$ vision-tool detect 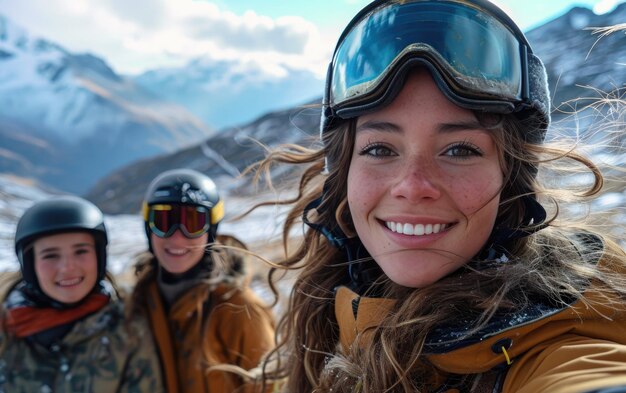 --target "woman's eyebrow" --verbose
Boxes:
[437,121,490,133]
[356,120,401,133]
[357,120,490,134]
[72,243,95,249]
[37,246,59,254]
